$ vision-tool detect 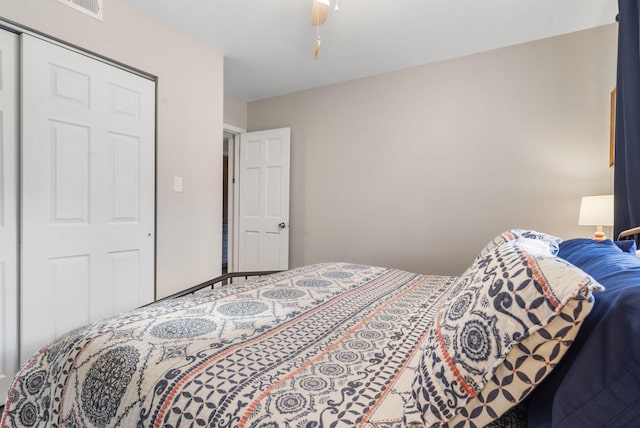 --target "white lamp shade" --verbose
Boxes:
[578,195,614,226]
